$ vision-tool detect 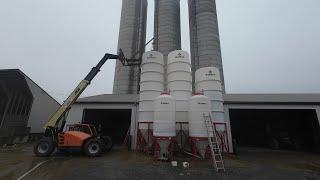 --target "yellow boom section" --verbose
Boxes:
[44,80,90,128]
